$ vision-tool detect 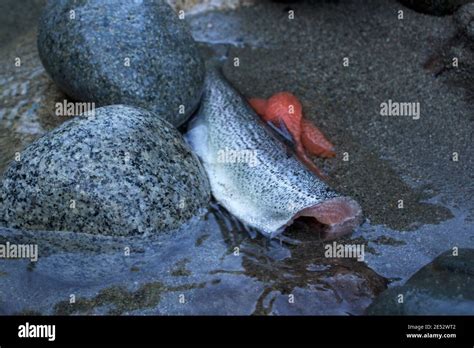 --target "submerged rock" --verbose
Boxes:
[37,0,204,127]
[366,249,474,315]
[0,105,210,236]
